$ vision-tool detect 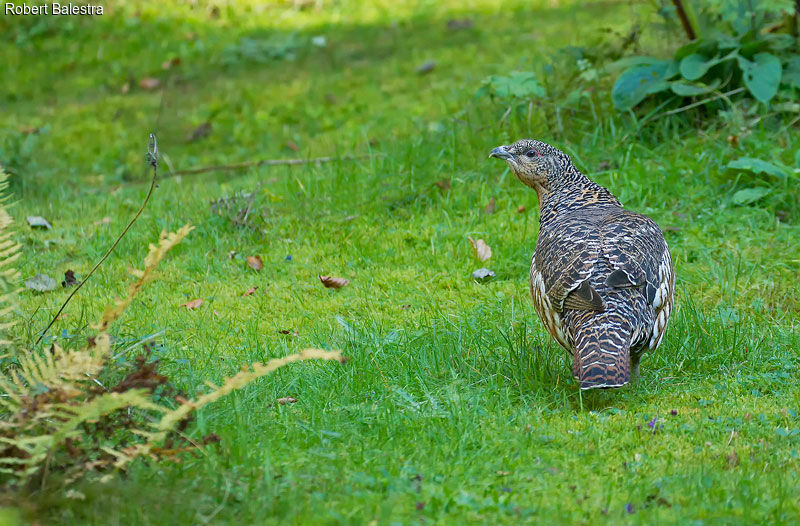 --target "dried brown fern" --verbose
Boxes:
[0,166,21,350]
